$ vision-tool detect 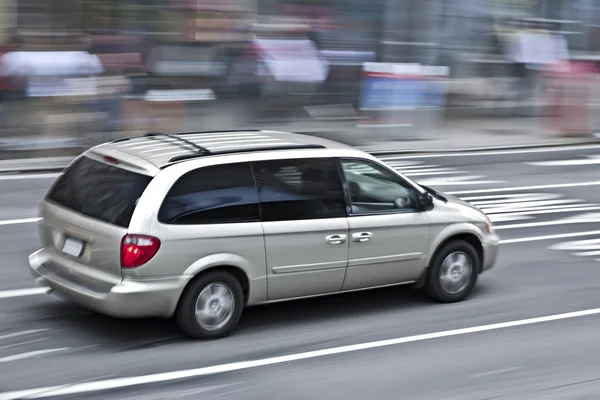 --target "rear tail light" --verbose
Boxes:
[121,234,161,268]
